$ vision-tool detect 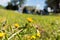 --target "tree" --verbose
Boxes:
[6,2,13,10]
[6,0,25,10]
[11,0,25,6]
[11,0,18,5]
[46,0,60,13]
[6,2,18,10]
